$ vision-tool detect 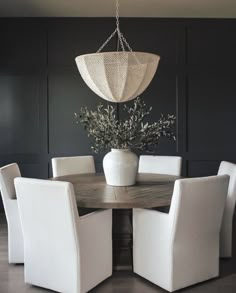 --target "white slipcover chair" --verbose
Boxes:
[133,175,229,292]
[138,155,182,176]
[52,155,95,177]
[15,177,112,293]
[218,161,236,258]
[0,163,24,264]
